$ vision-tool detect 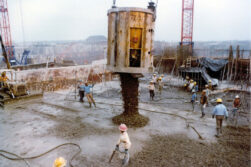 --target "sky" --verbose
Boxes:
[7,0,251,42]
